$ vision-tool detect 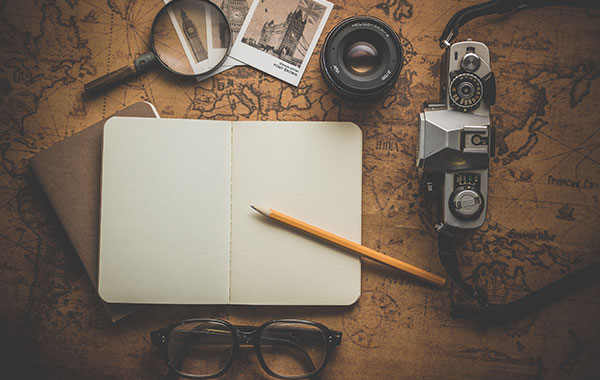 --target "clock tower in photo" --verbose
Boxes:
[222,0,249,37]
[181,8,208,62]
